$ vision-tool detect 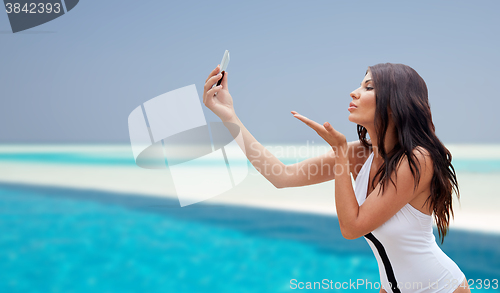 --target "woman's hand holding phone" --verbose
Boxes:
[203,64,236,123]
